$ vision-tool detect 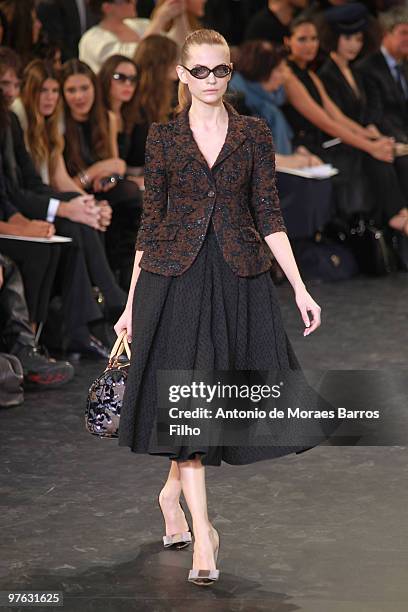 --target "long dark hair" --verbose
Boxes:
[133,34,179,123]
[60,59,112,176]
[99,54,137,134]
